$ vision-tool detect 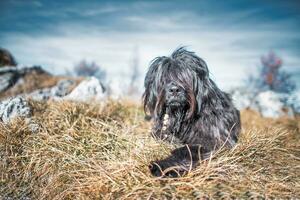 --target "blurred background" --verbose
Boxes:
[0,0,299,117]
